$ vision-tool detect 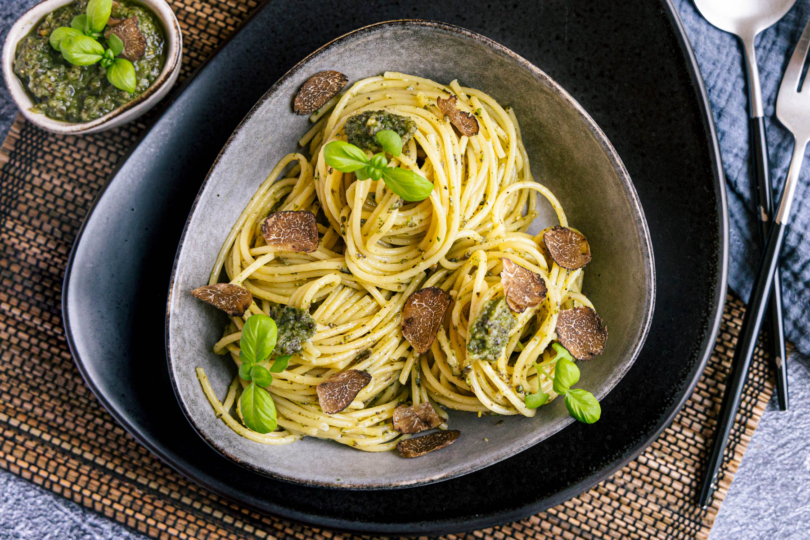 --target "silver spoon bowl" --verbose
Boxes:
[694,0,796,116]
